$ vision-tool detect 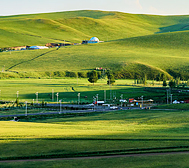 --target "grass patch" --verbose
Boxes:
[1,153,189,168]
[0,110,189,161]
